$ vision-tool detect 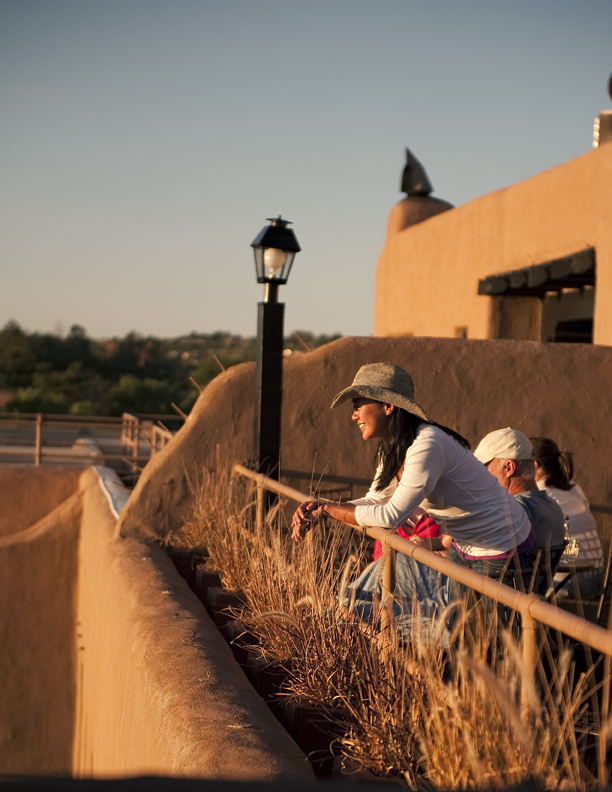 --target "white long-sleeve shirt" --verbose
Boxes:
[351,424,531,558]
